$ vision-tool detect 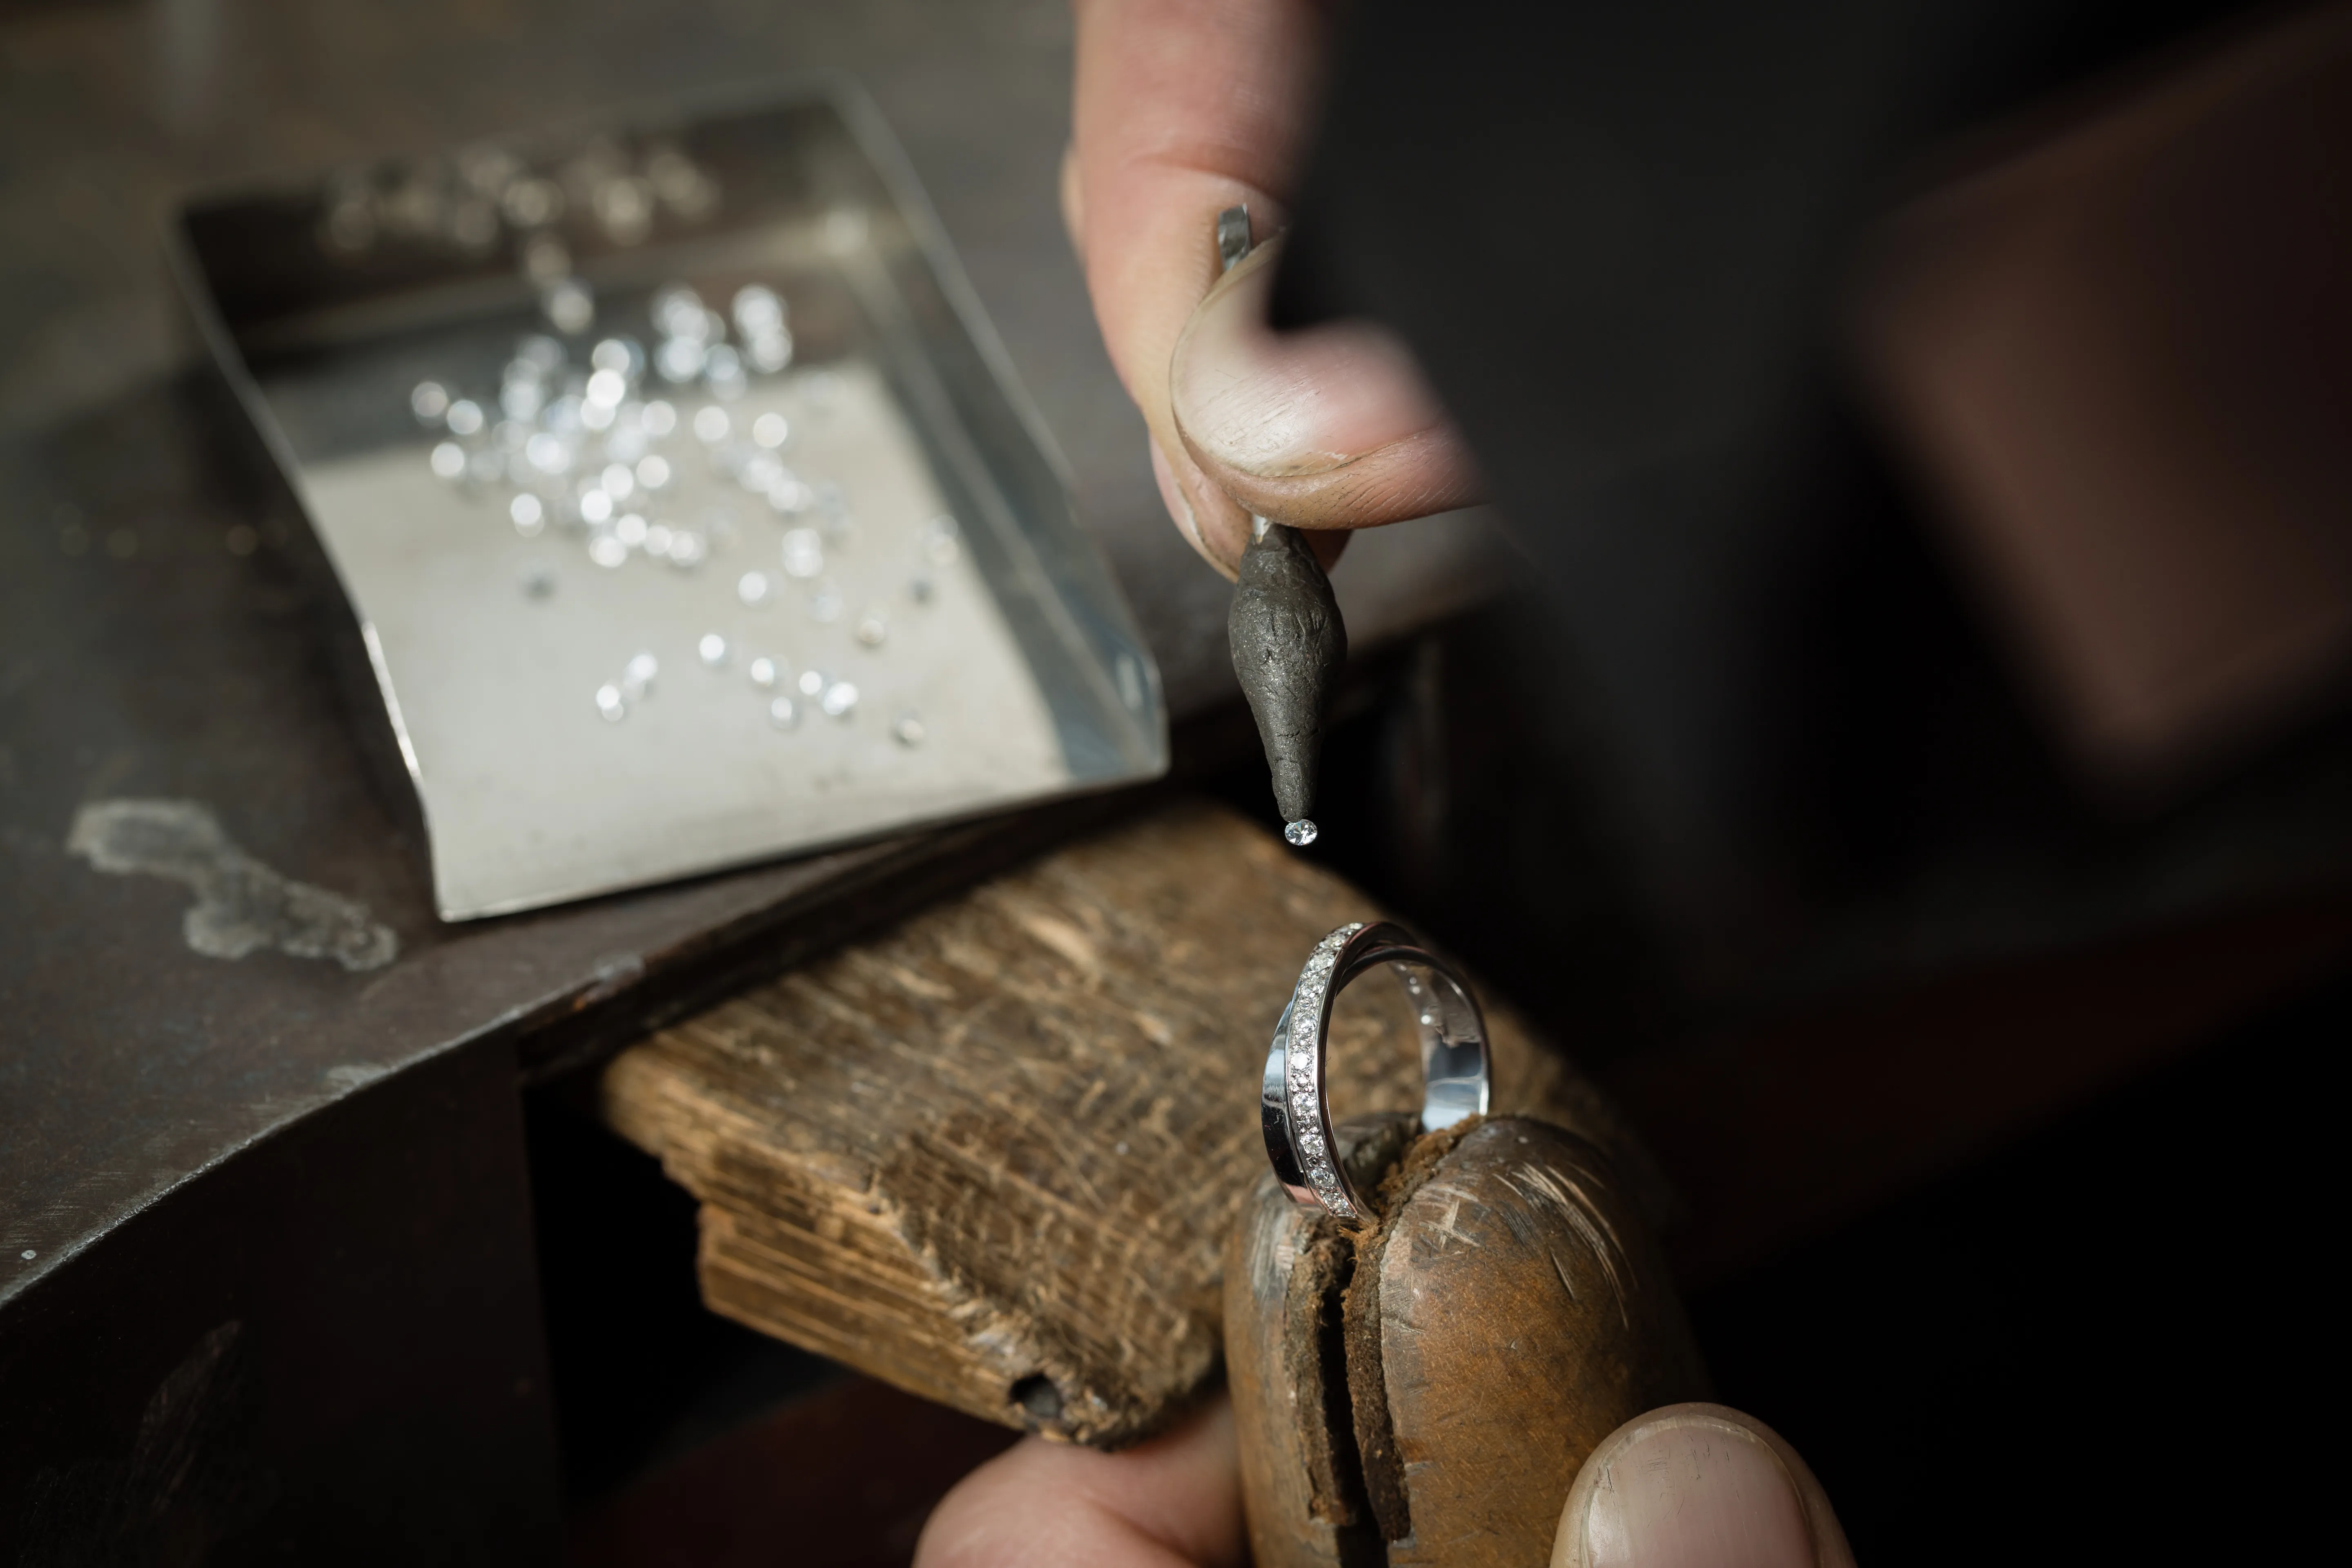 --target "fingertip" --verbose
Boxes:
[1168,239,1483,530]
[1171,240,1441,476]
[1153,431,1350,577]
[1552,1403,1854,1568]
[1187,422,1484,533]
